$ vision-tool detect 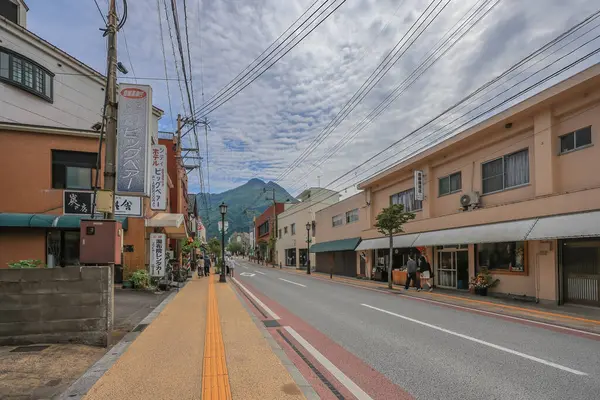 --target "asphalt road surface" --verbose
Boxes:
[231,258,600,400]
